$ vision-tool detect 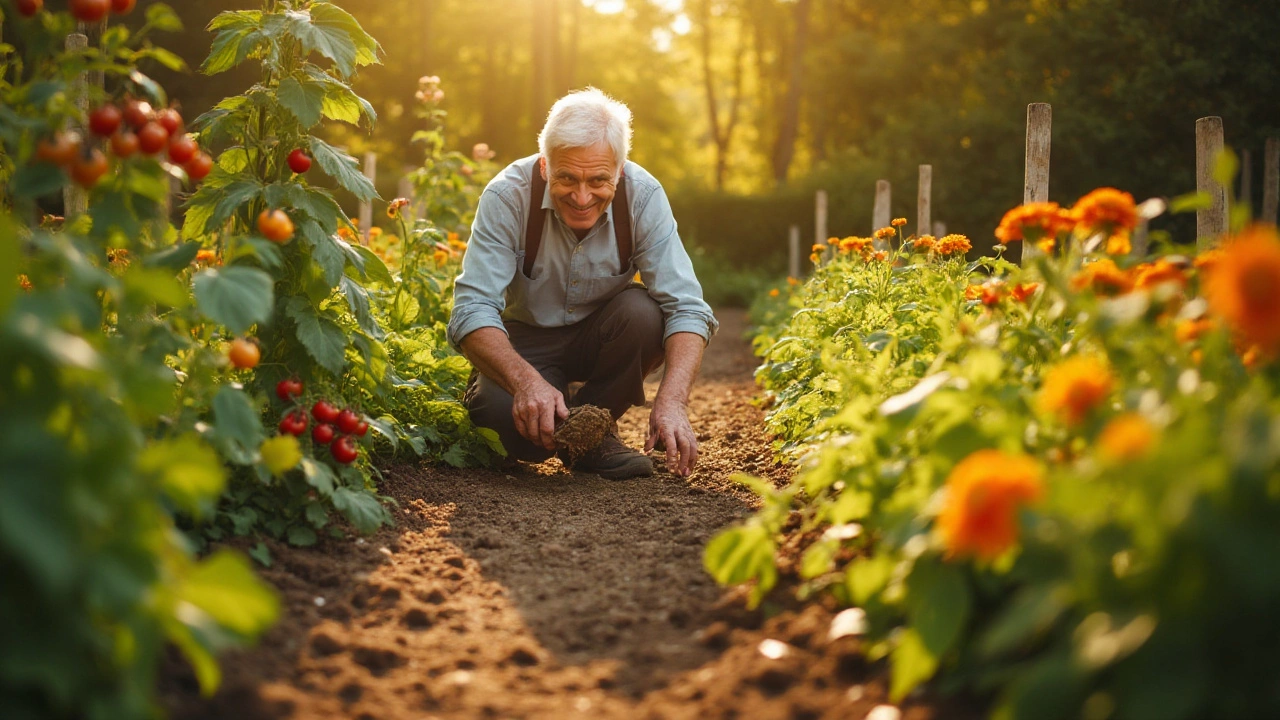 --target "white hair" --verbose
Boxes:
[537,87,632,171]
